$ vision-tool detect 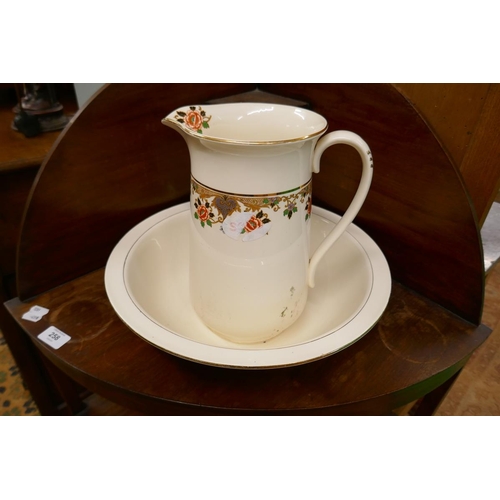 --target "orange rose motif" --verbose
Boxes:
[197,205,209,222]
[245,216,263,233]
[175,106,211,135]
[185,111,204,131]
